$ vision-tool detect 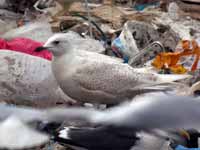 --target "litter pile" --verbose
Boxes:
[0,0,200,150]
